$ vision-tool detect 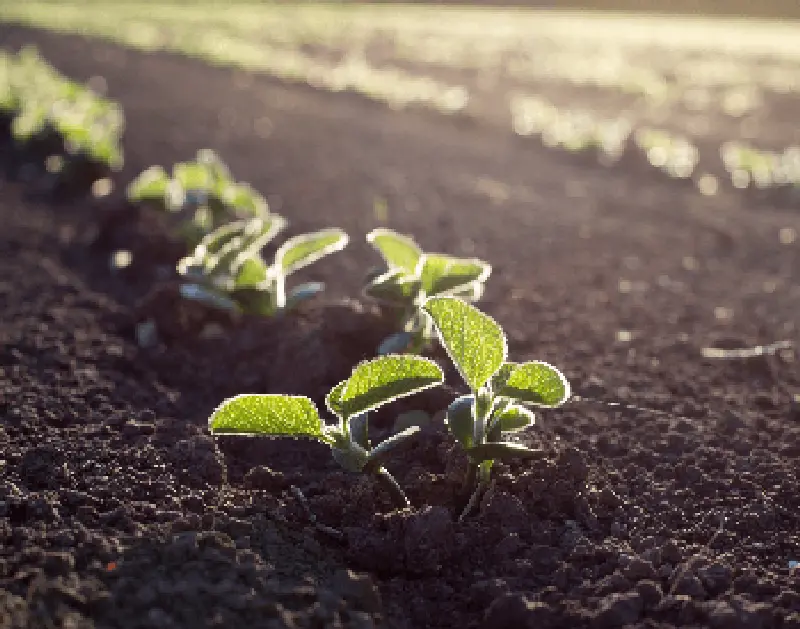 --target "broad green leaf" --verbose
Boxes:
[234,256,269,288]
[275,229,348,275]
[466,442,544,464]
[494,361,571,407]
[448,281,485,302]
[366,228,422,274]
[224,182,269,218]
[340,355,443,419]
[423,296,506,392]
[446,395,475,448]
[363,271,420,307]
[419,254,491,298]
[493,403,536,433]
[325,380,346,419]
[209,394,328,442]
